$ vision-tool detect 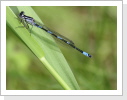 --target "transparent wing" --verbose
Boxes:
[34,20,75,46]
